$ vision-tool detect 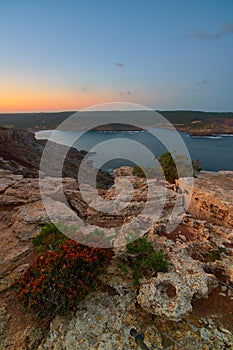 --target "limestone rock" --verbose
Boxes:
[178,171,233,228]
[38,292,139,350]
[137,252,218,321]
[1,166,233,348]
